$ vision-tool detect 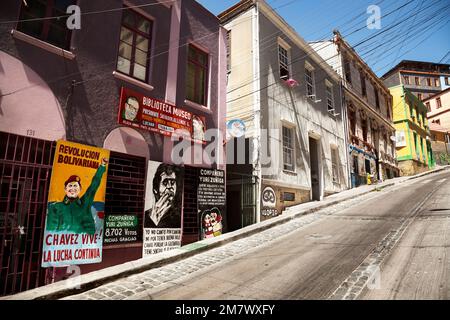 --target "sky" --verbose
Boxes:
[197,0,450,77]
